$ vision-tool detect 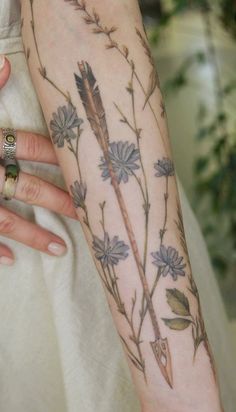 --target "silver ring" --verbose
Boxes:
[2,128,17,160]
